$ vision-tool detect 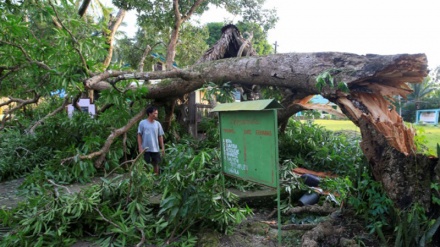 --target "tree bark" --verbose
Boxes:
[165,0,205,70]
[78,0,92,18]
